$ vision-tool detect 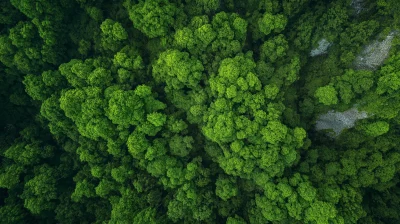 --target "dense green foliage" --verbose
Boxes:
[1,0,400,223]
